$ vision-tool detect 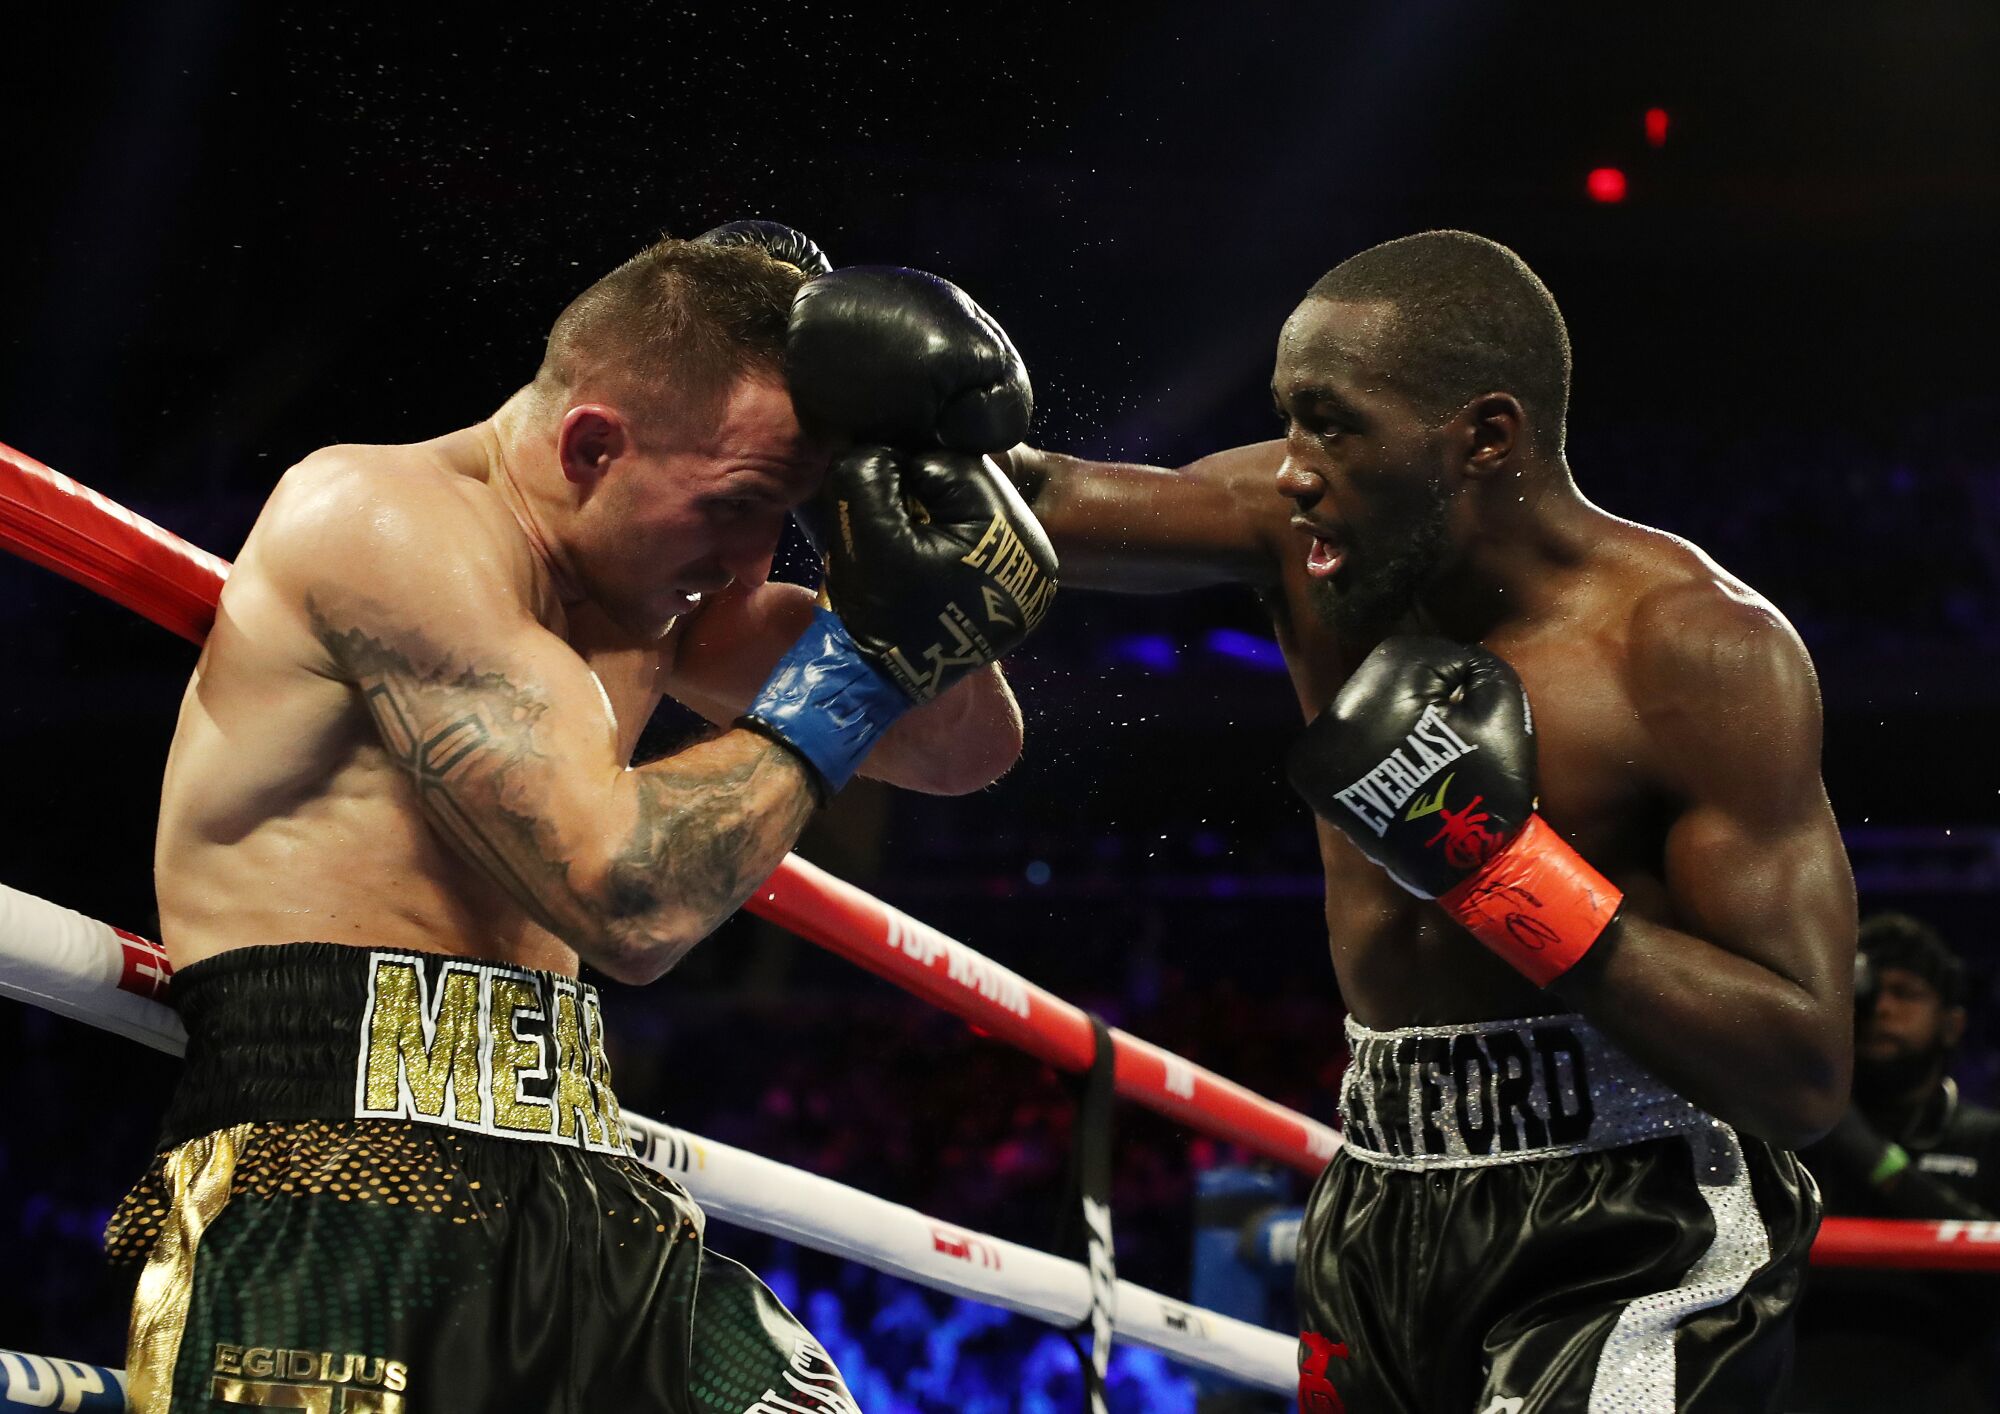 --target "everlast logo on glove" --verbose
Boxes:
[1289,637,1541,901]
[1291,636,1625,983]
[815,447,1059,704]
[1331,704,1480,838]
[960,510,1058,633]
[862,501,1058,699]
